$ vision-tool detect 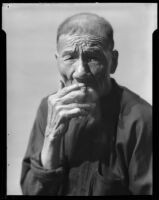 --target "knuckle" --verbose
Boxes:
[53,98,60,107]
[48,96,55,105]
[55,105,61,113]
[73,103,78,108]
[56,98,62,105]
[53,100,57,108]
[53,99,62,109]
[76,108,81,113]
[63,87,67,92]
[59,110,64,118]
[59,111,66,122]
[61,88,67,95]
[48,93,56,100]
